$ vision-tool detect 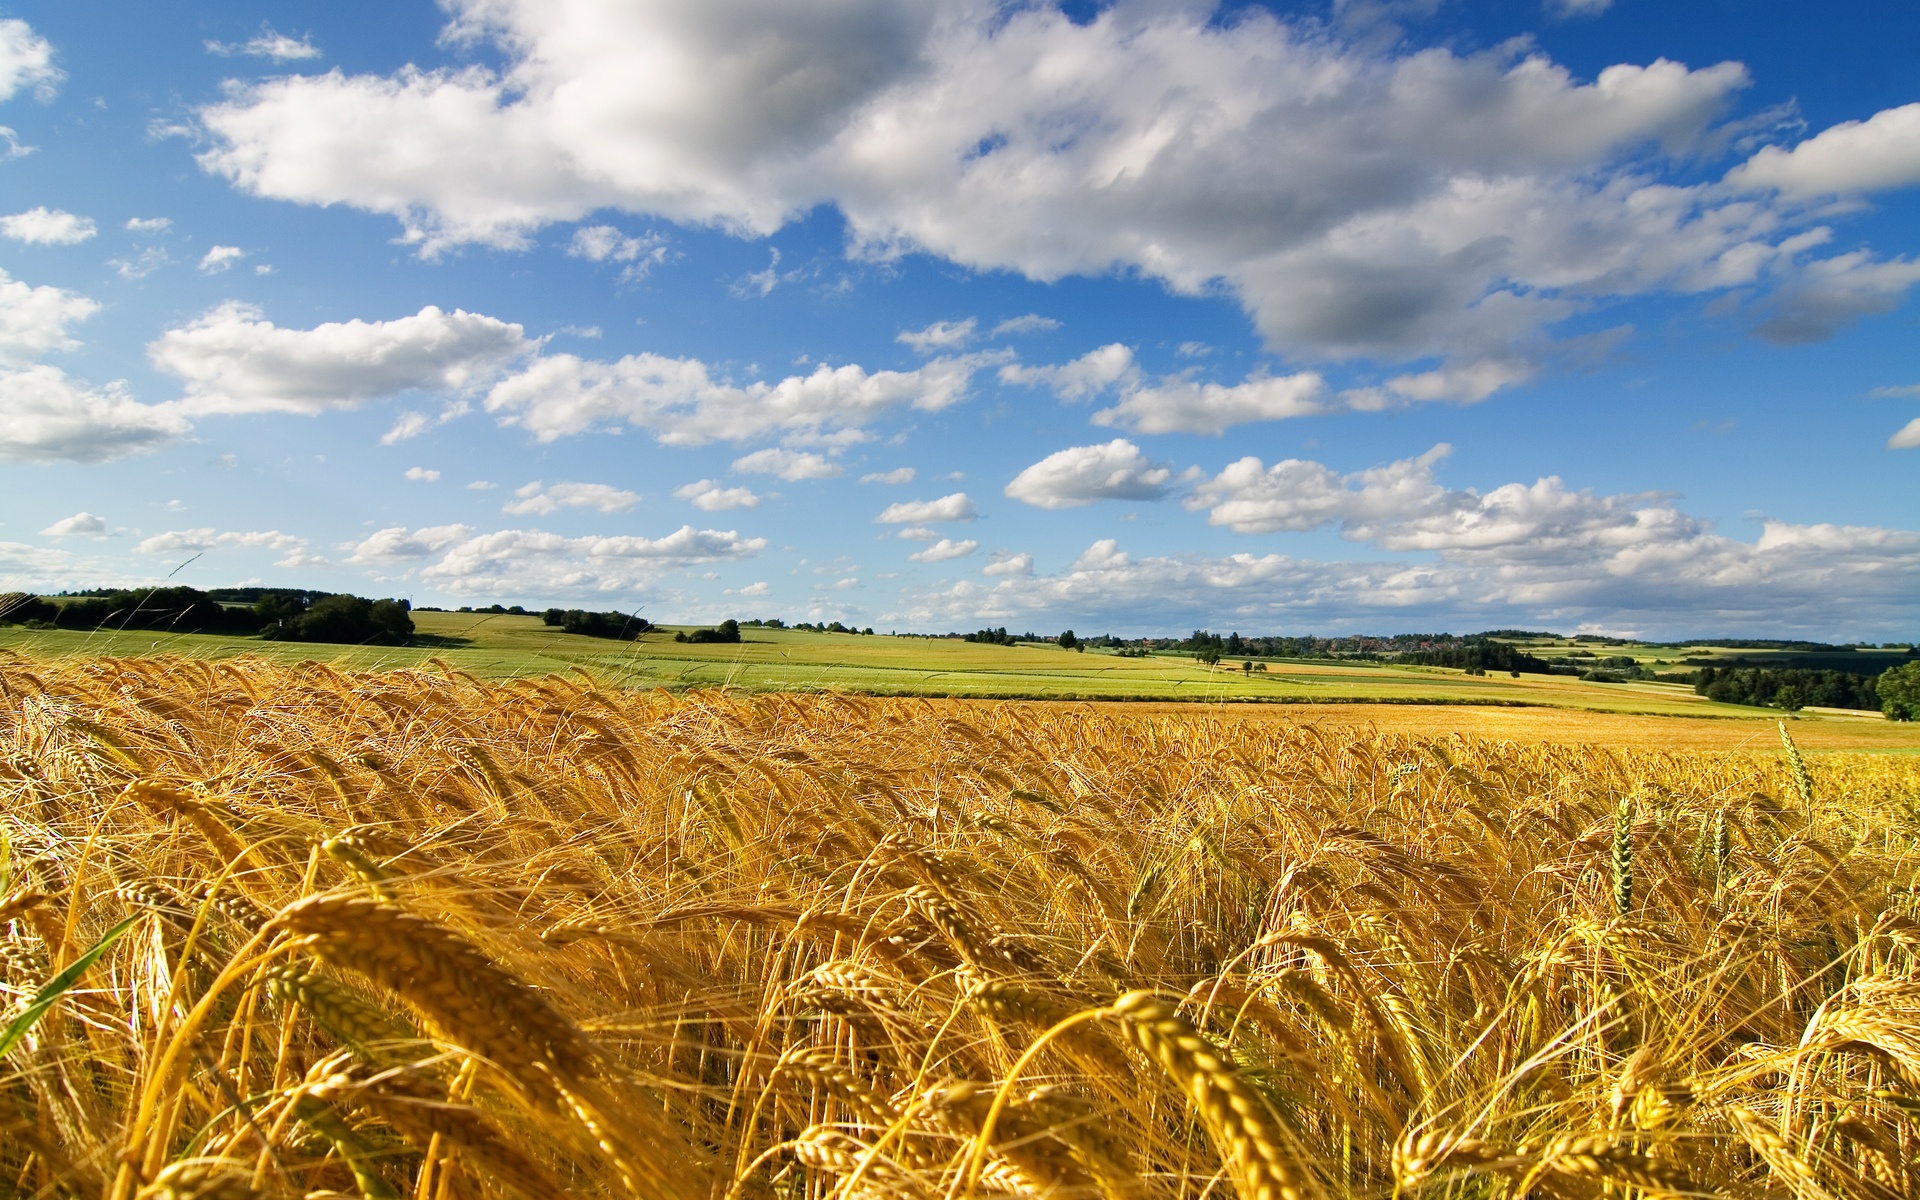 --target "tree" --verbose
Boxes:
[1881,662,1920,721]
[1196,646,1222,665]
[1057,629,1079,651]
